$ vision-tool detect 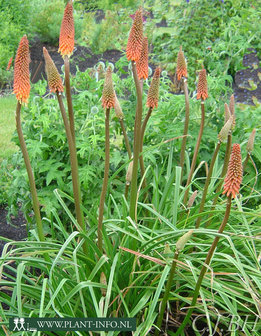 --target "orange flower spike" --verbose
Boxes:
[176,46,187,80]
[196,67,208,100]
[223,144,243,198]
[59,0,74,57]
[102,66,115,109]
[6,57,13,71]
[146,67,161,109]
[126,8,143,62]
[136,37,149,80]
[43,47,64,93]
[13,35,30,104]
